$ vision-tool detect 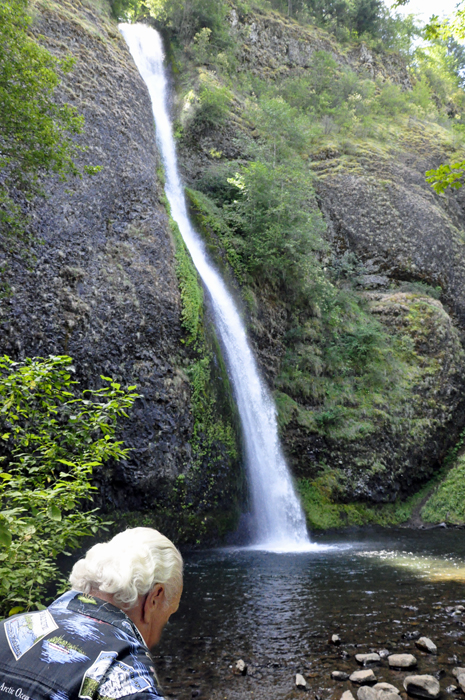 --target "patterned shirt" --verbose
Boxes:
[0,591,164,700]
